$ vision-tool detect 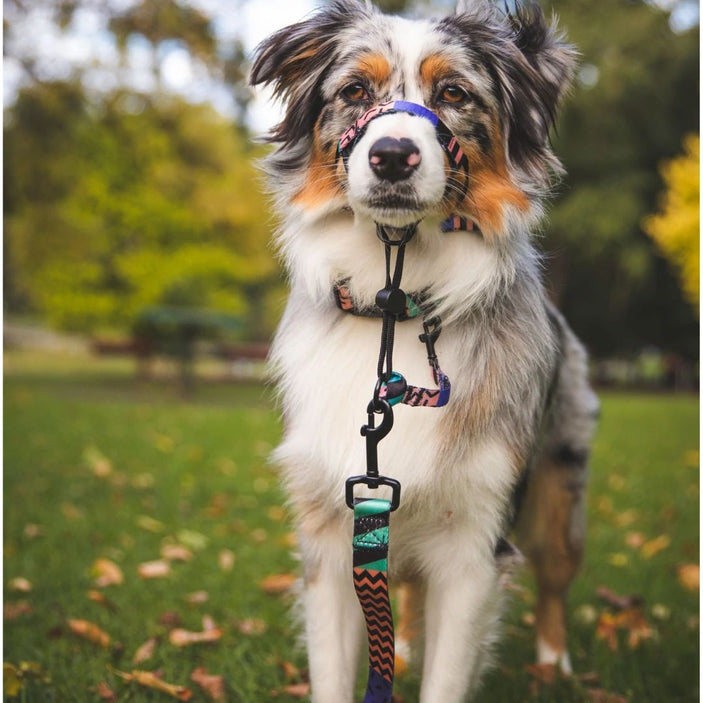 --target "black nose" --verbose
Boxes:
[368,137,421,183]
